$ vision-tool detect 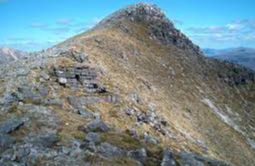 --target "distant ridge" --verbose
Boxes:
[204,47,255,71]
[0,47,28,64]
